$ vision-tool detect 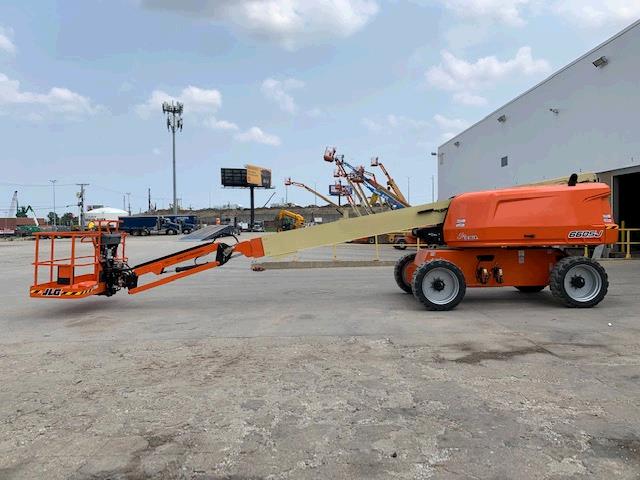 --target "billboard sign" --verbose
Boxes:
[329,184,353,196]
[222,166,272,188]
[221,168,248,187]
[246,164,272,188]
